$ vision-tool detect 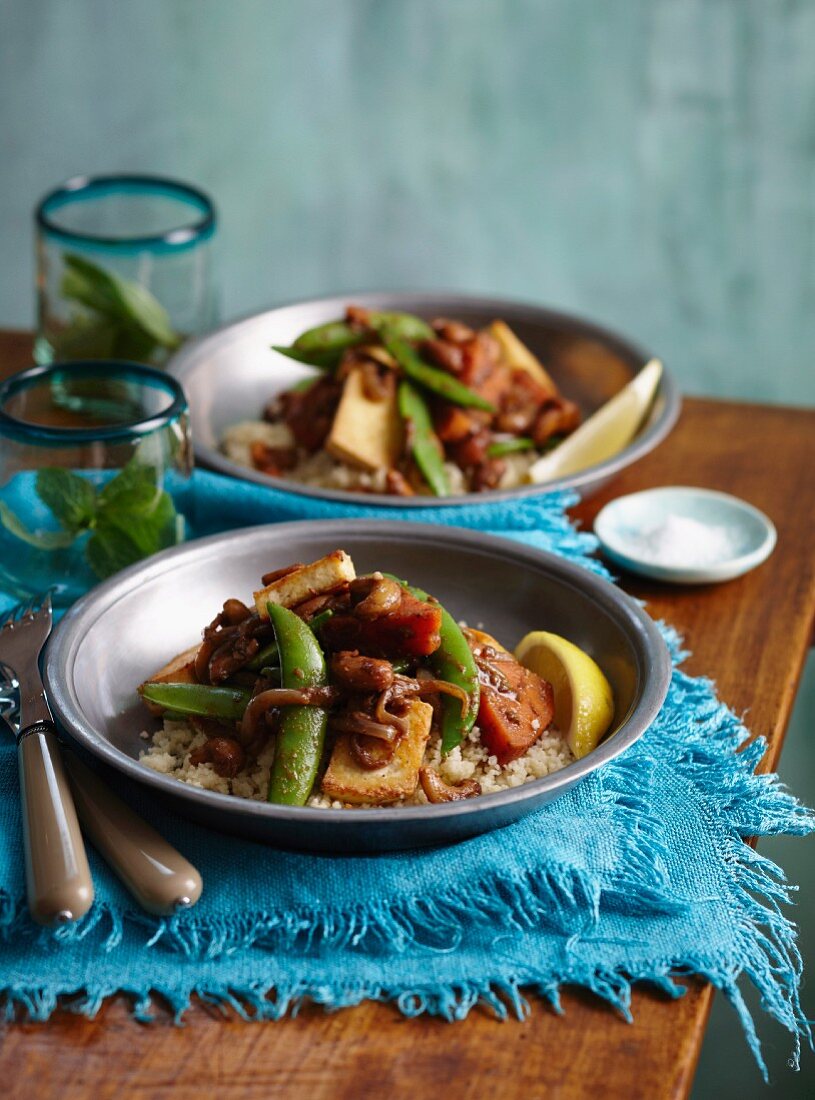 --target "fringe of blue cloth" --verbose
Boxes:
[1,627,811,1078]
[0,472,811,1082]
